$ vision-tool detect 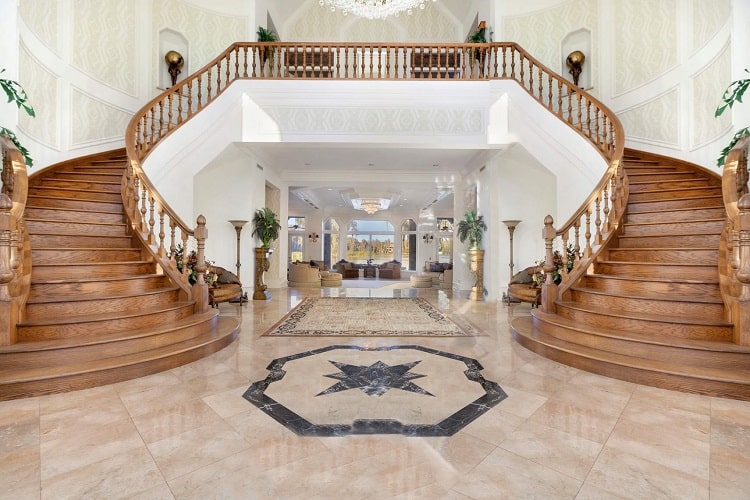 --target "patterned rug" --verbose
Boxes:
[262,297,476,337]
